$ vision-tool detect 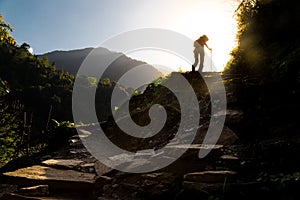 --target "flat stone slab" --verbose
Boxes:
[183,181,225,193]
[220,155,240,160]
[184,170,238,183]
[2,165,96,191]
[41,159,84,170]
[18,185,49,197]
[2,192,93,200]
[183,181,259,195]
[165,144,223,149]
[164,144,223,160]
